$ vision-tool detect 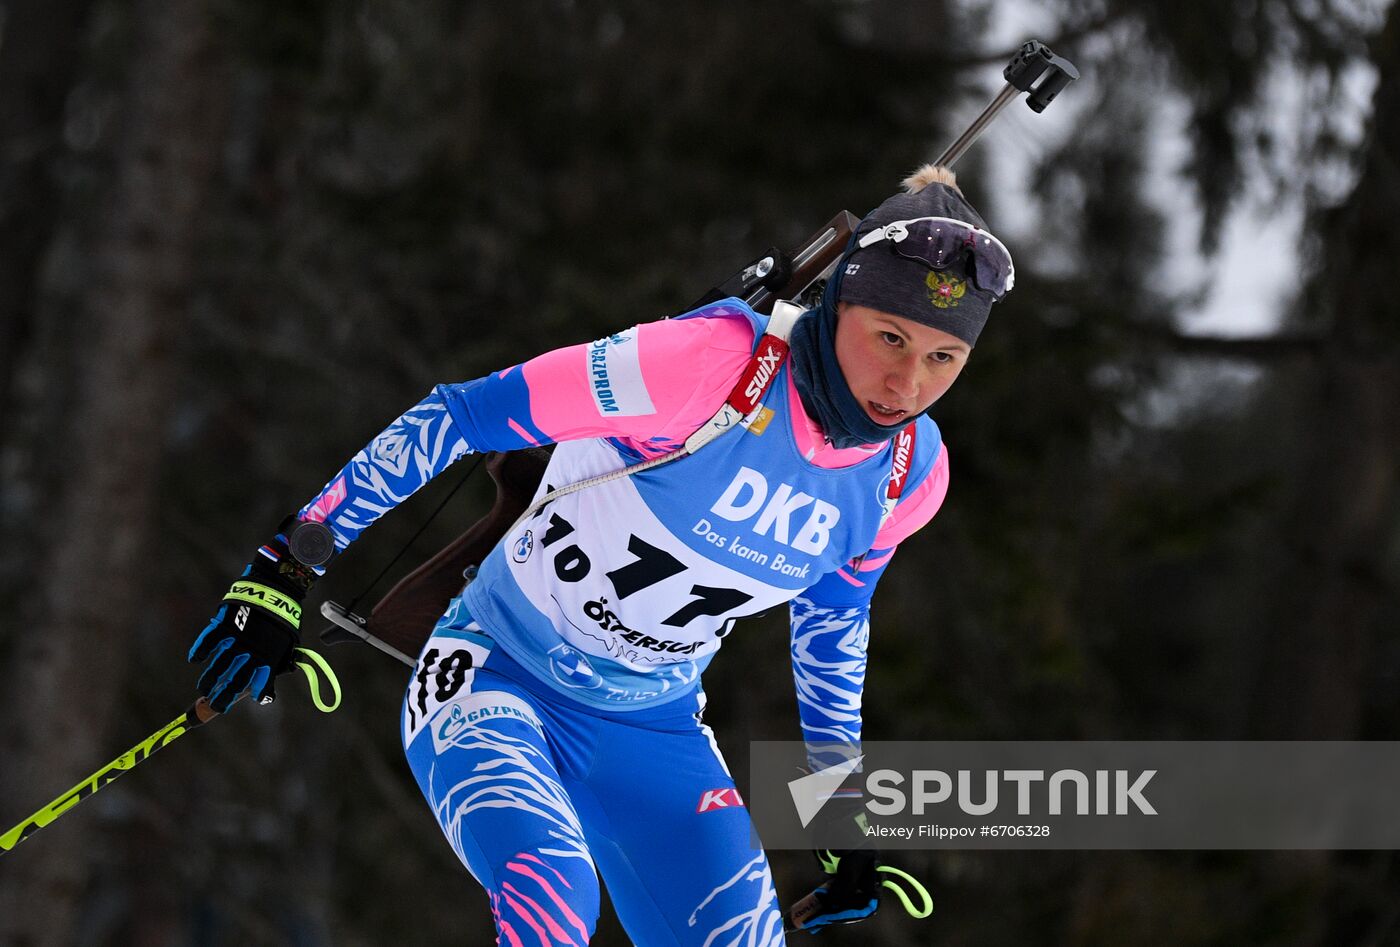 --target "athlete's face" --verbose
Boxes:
[833,302,971,424]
